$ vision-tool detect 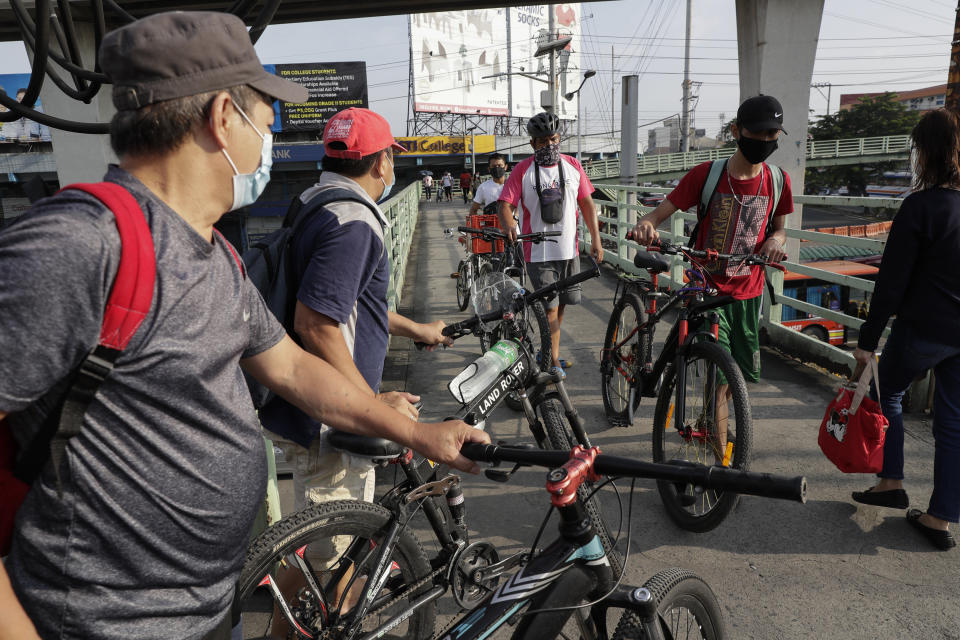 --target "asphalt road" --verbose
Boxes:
[373,200,959,640]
